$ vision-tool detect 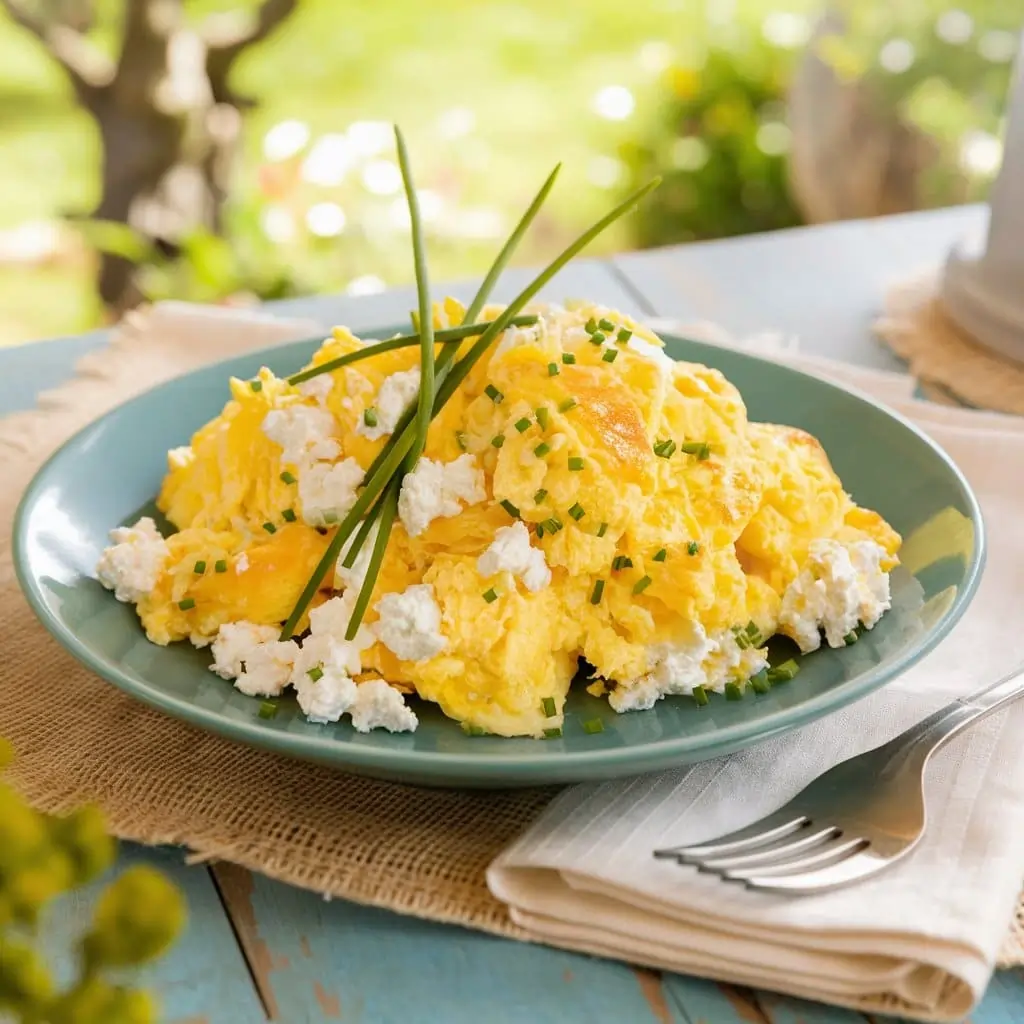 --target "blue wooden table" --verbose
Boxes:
[15,204,1024,1023]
